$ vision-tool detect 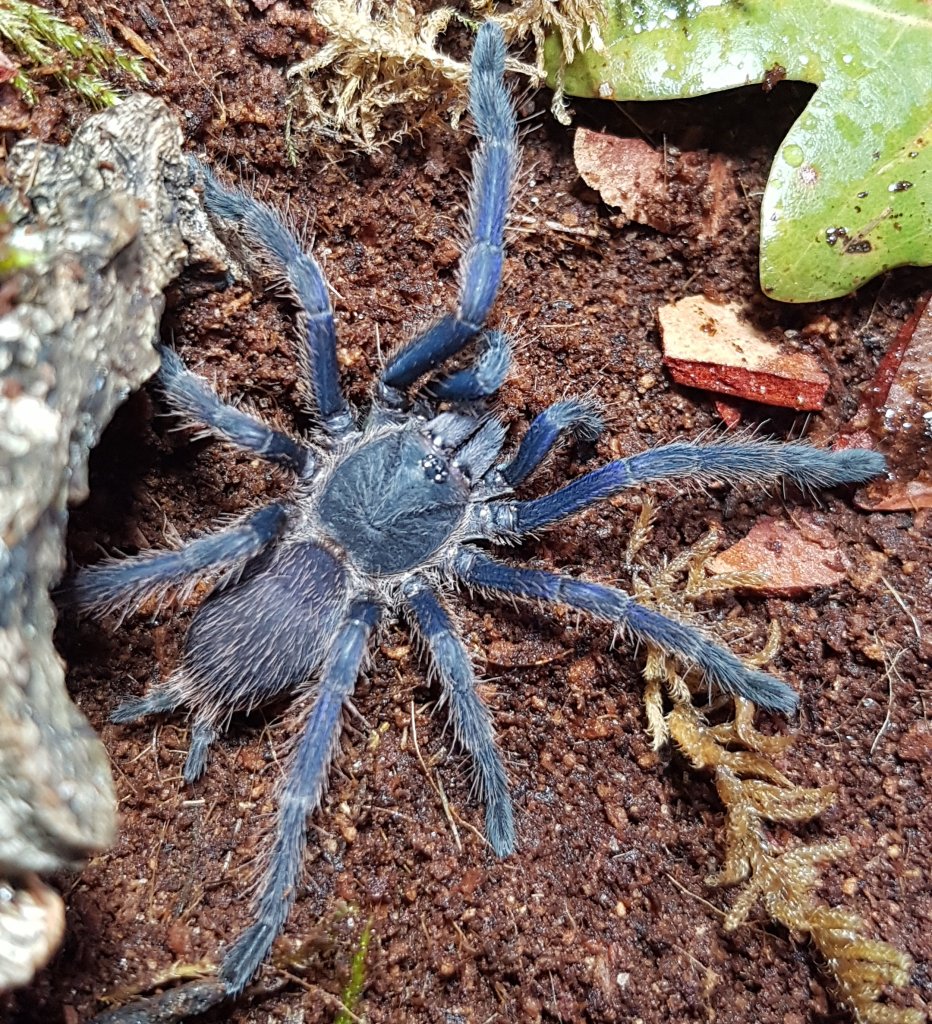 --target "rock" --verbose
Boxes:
[0,95,224,990]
